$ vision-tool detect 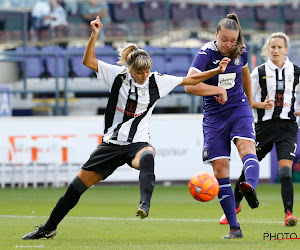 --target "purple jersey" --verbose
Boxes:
[190,41,249,115]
